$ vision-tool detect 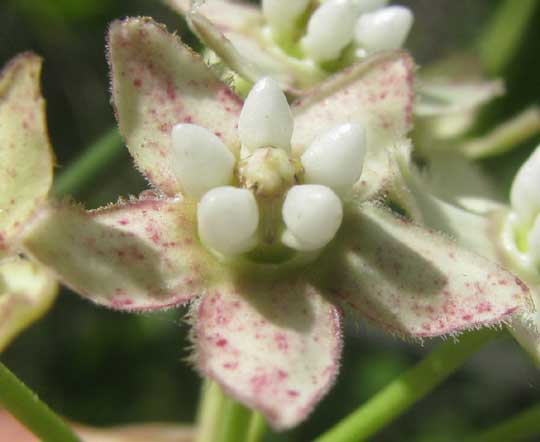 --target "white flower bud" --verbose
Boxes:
[301,0,357,63]
[171,124,235,199]
[282,185,343,251]
[510,145,540,226]
[301,123,366,195]
[238,77,293,153]
[354,6,413,53]
[198,187,259,255]
[263,0,310,37]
